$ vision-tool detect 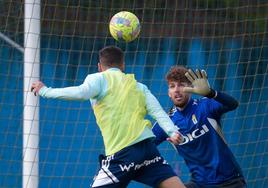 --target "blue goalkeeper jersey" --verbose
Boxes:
[152,92,244,185]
